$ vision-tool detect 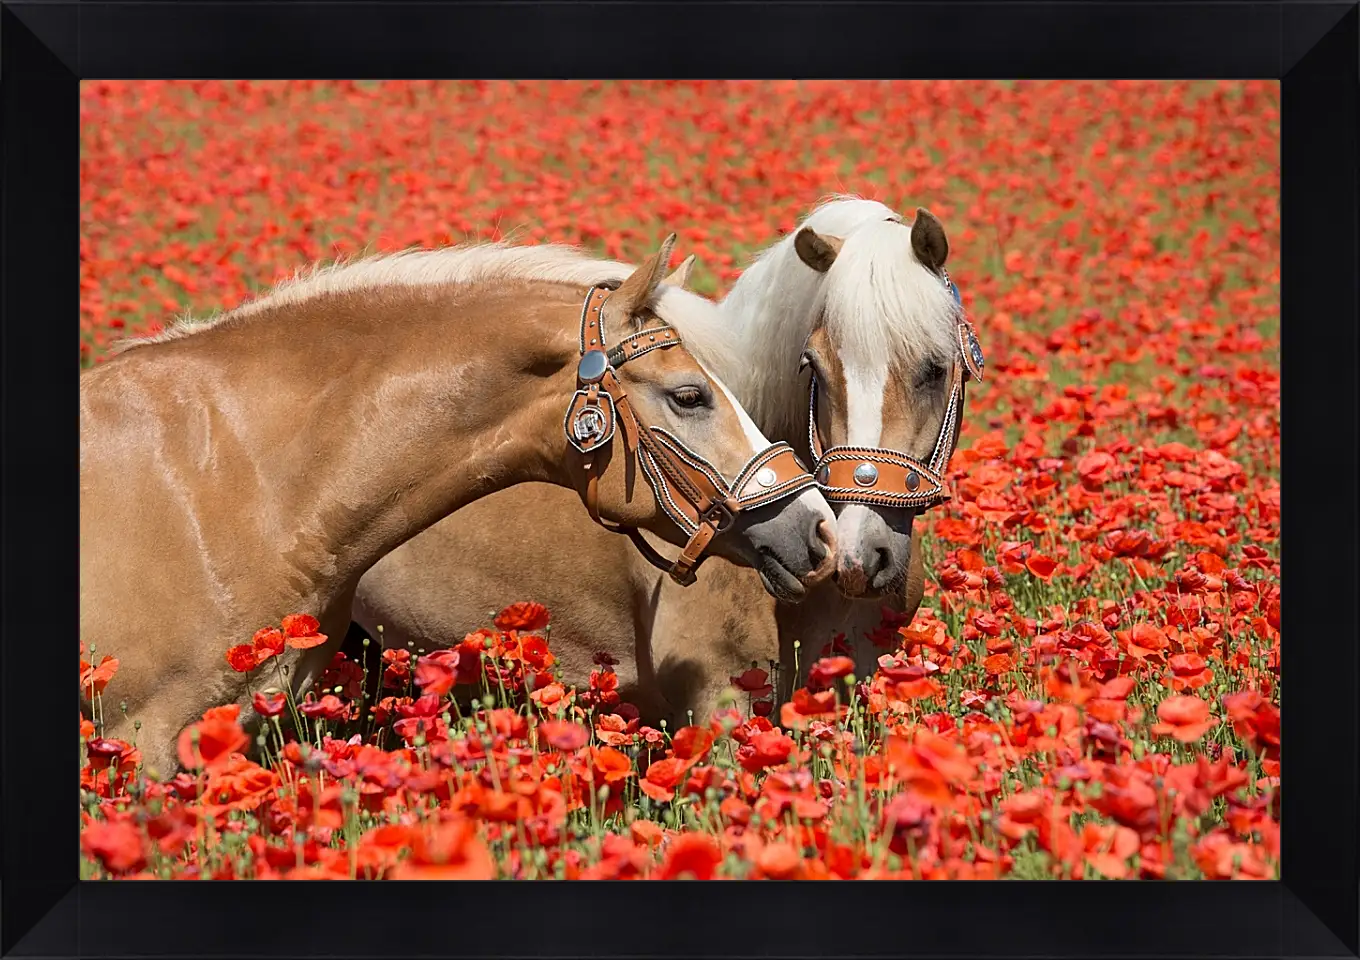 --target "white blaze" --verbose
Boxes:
[836,357,891,557]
